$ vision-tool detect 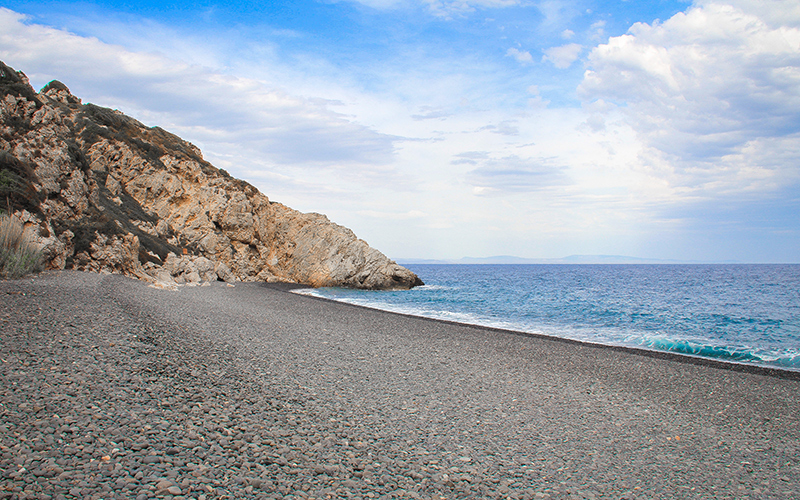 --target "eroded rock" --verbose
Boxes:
[0,61,422,289]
